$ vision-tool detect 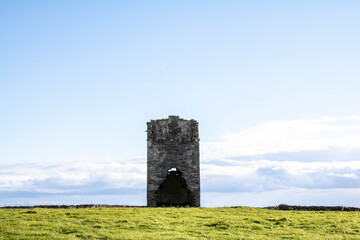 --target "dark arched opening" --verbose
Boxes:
[156,168,194,207]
